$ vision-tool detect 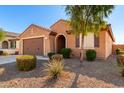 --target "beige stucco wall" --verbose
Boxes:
[16,40,20,51]
[94,30,113,60]
[51,20,82,57]
[83,33,94,49]
[105,31,113,58]
[19,39,23,54]
[50,20,114,59]
[49,35,56,52]
[51,20,76,51]
[94,31,106,59]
